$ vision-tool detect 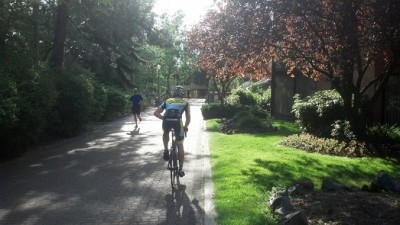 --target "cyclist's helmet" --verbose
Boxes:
[173,85,186,98]
[173,86,186,98]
